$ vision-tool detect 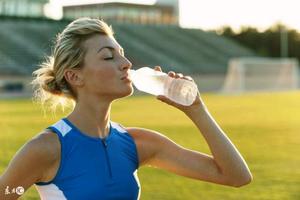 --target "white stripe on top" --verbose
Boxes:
[35,184,67,200]
[52,120,72,137]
